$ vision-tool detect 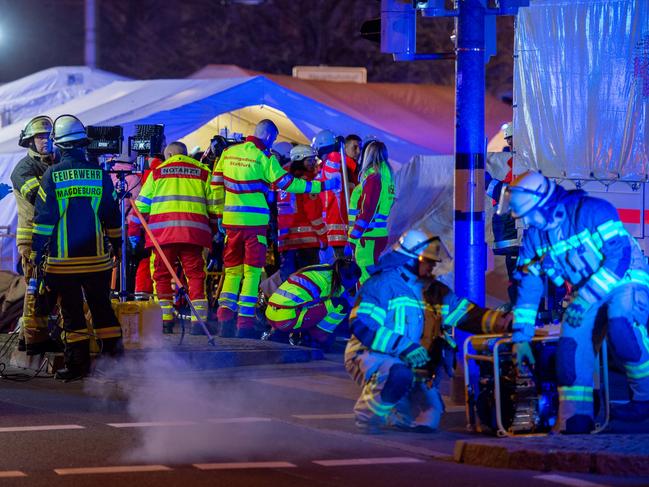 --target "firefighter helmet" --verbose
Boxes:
[18,116,53,148]
[393,229,452,262]
[499,170,556,218]
[51,114,89,149]
[290,144,317,162]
